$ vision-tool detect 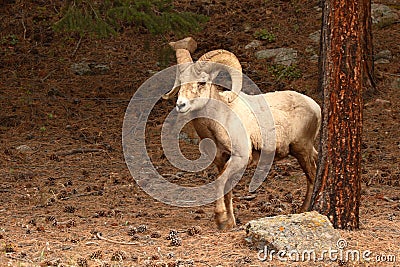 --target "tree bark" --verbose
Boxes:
[311,0,374,230]
[360,0,377,97]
